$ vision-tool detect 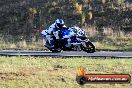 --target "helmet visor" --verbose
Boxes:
[56,23,64,28]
